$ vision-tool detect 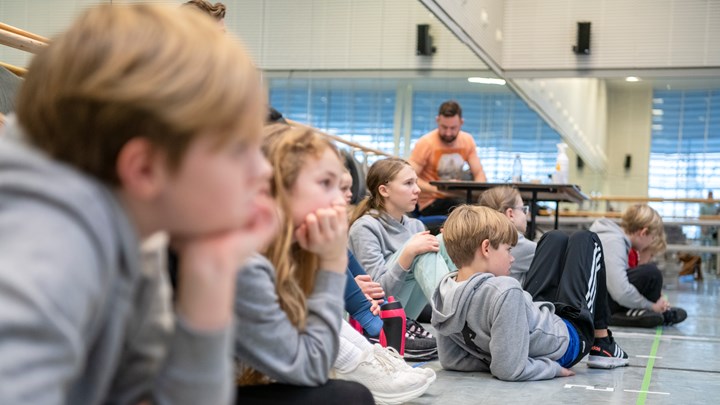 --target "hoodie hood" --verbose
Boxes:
[0,116,140,279]
[589,218,630,251]
[431,271,494,335]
